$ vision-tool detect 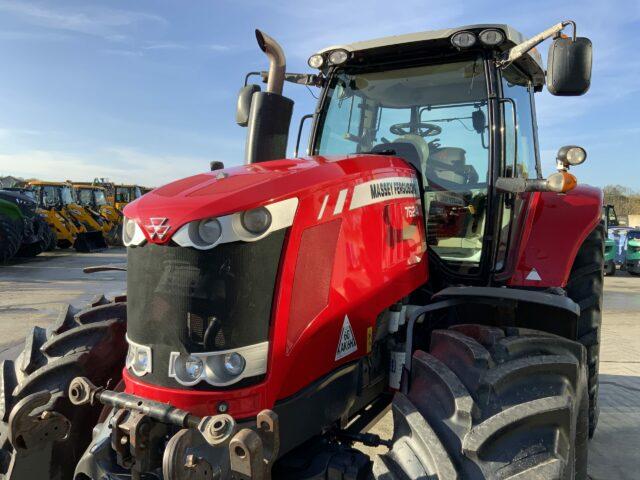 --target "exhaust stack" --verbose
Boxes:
[255,30,286,95]
[244,30,294,164]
